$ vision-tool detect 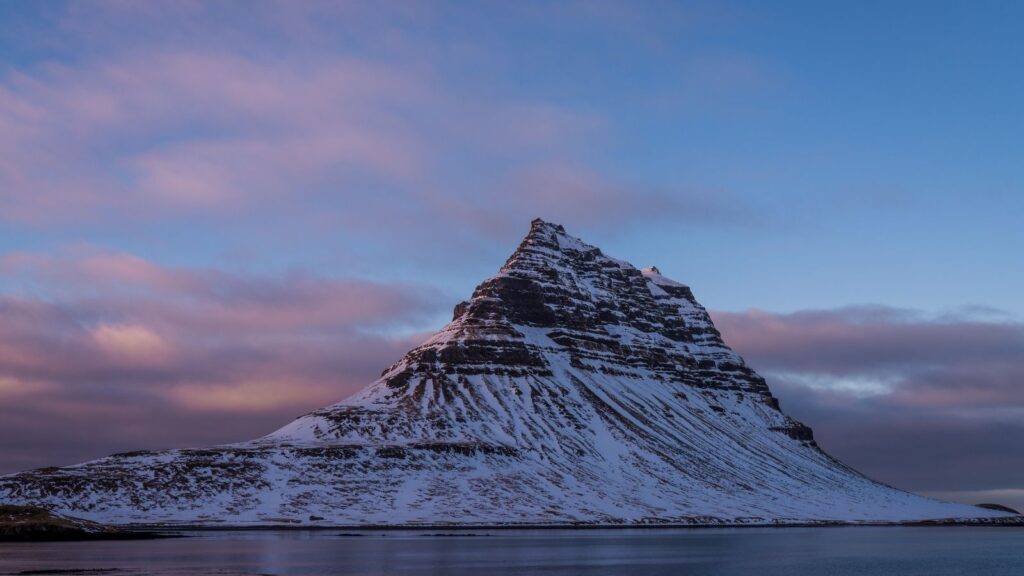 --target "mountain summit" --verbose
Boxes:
[0,219,1013,526]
